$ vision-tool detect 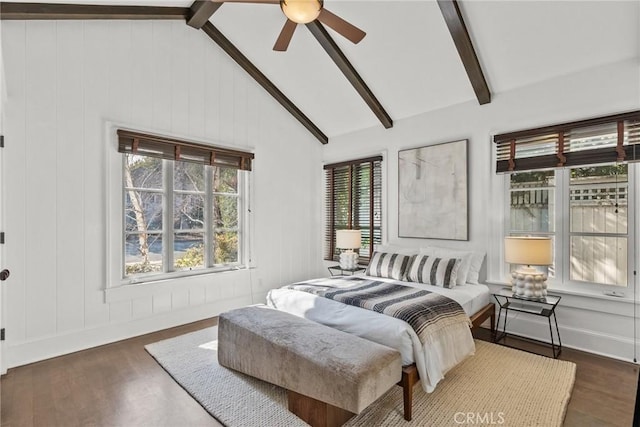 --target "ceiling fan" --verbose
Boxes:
[226,0,366,51]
